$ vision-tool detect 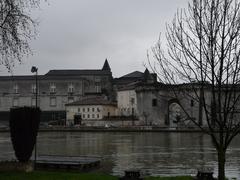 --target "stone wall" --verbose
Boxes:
[117,90,137,116]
